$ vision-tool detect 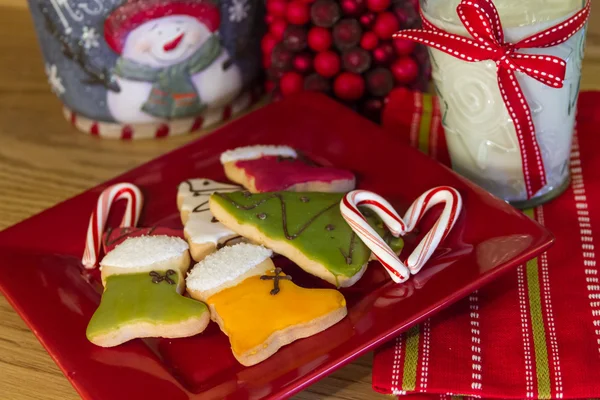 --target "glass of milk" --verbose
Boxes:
[421,0,587,208]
